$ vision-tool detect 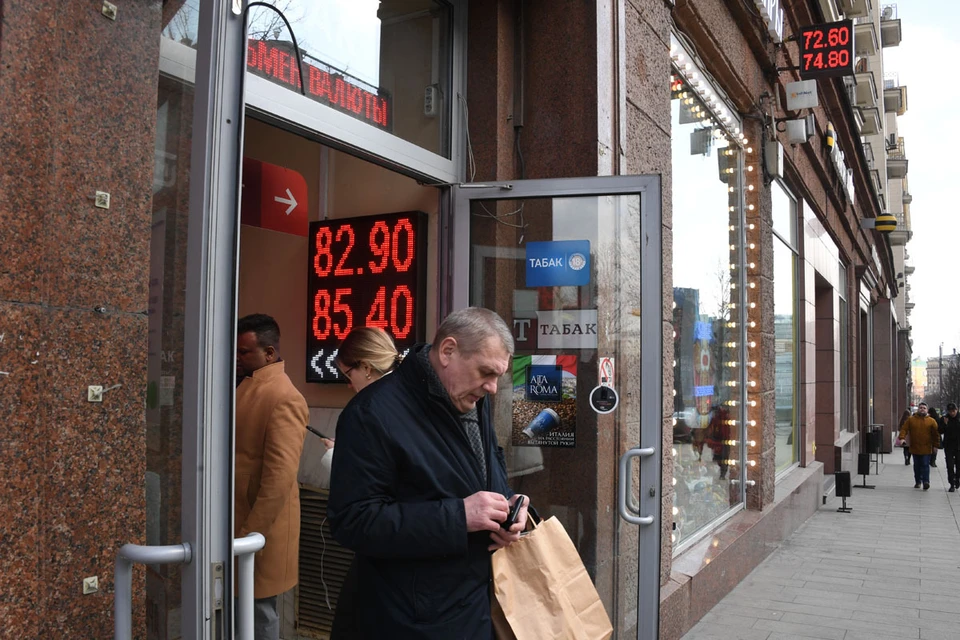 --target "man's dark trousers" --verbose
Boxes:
[946,449,960,487]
